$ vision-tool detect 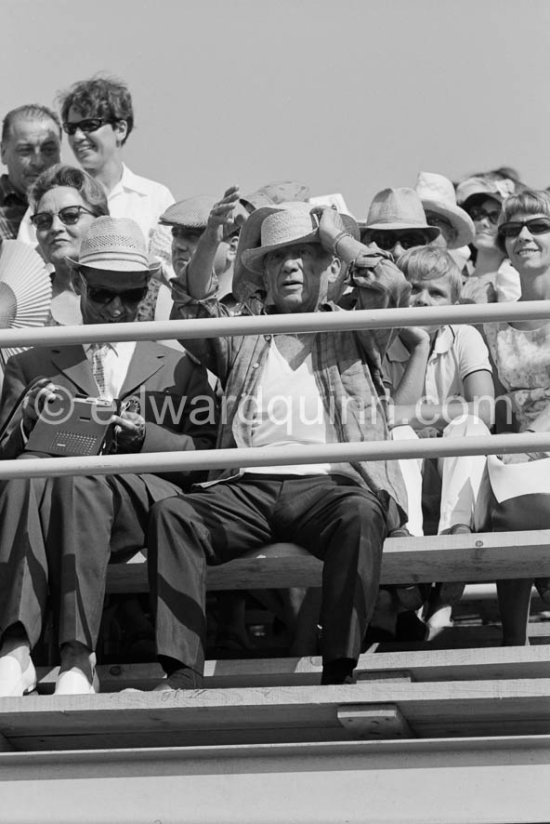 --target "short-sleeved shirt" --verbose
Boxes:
[385,324,492,403]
